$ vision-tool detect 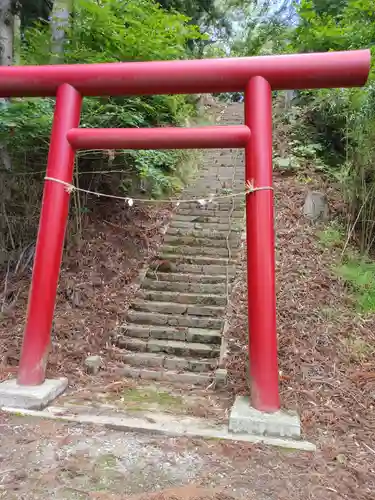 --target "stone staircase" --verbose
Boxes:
[114,104,245,385]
